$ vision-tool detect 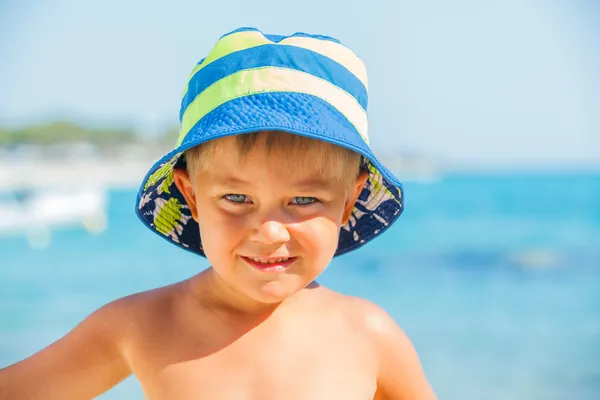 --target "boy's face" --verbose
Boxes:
[174,135,367,306]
